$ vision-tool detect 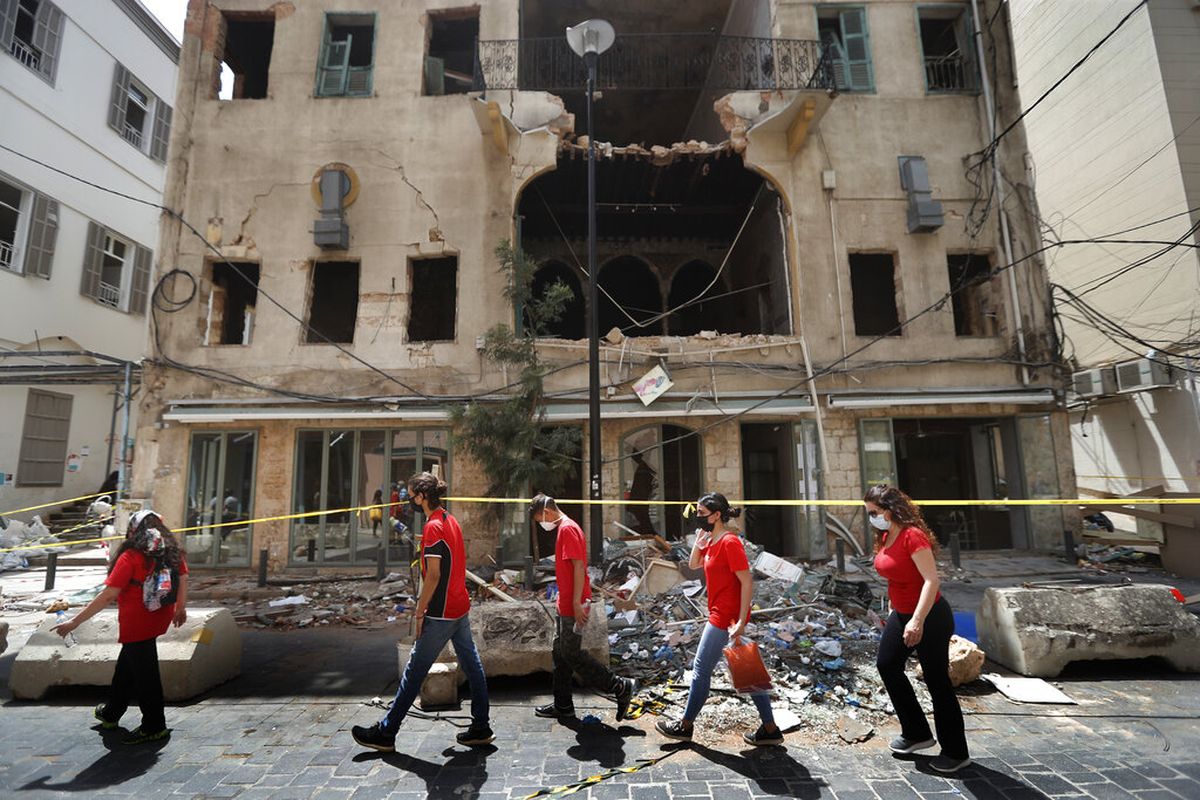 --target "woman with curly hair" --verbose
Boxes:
[865,484,969,773]
[54,509,189,744]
